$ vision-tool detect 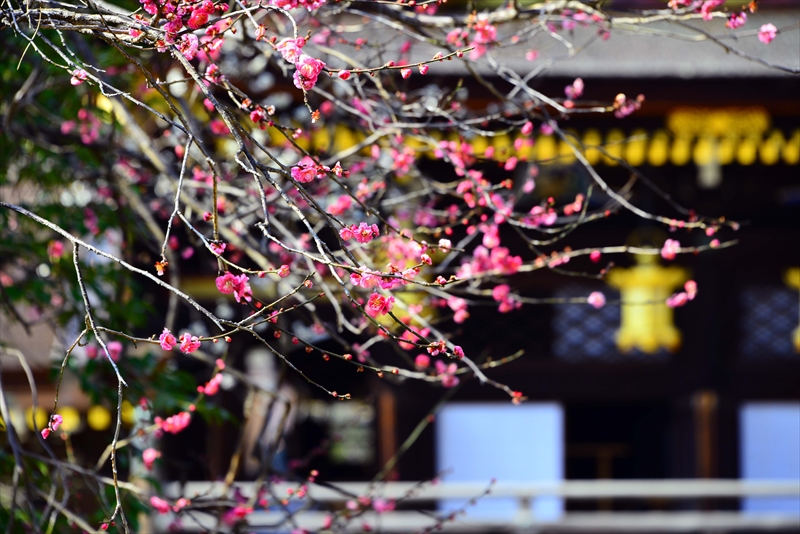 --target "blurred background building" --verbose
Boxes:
[2,0,798,531]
